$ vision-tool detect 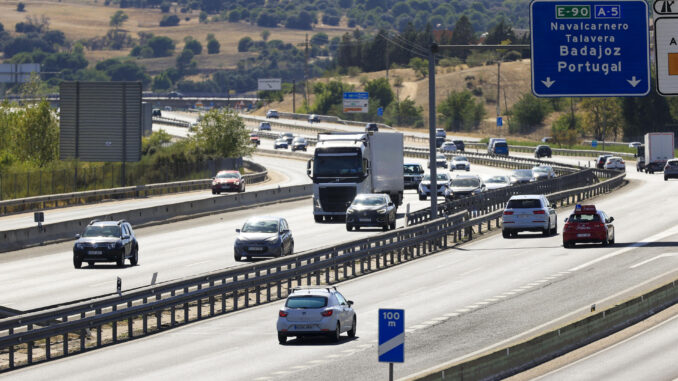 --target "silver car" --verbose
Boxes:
[664,159,678,180]
[234,217,294,261]
[418,172,452,200]
[531,165,556,181]
[451,155,470,171]
[485,175,511,190]
[277,287,356,344]
[502,195,557,238]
